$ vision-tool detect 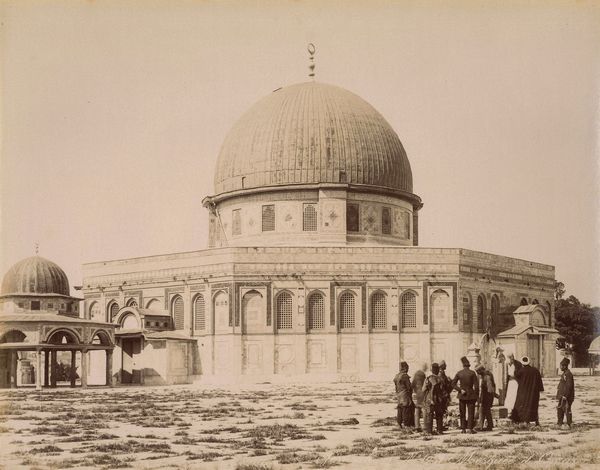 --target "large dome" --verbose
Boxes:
[214,82,413,195]
[1,256,70,296]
